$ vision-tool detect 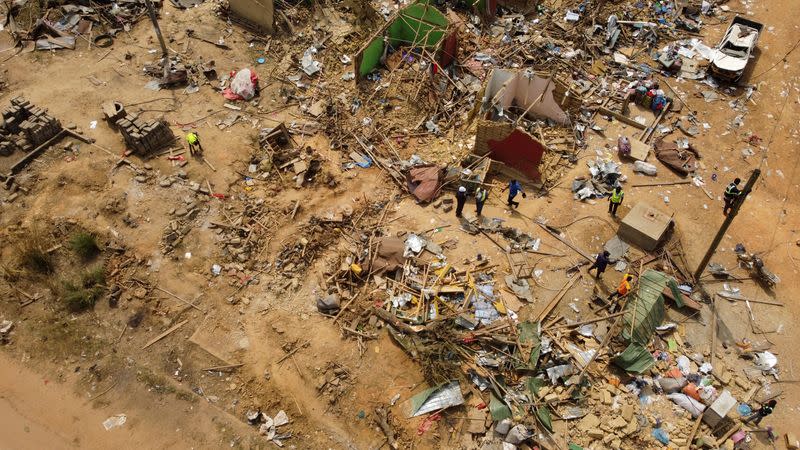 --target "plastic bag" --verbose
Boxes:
[667,393,706,418]
[633,161,658,176]
[617,136,631,156]
[230,69,256,100]
[656,376,687,393]
[676,355,691,375]
[652,428,669,445]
